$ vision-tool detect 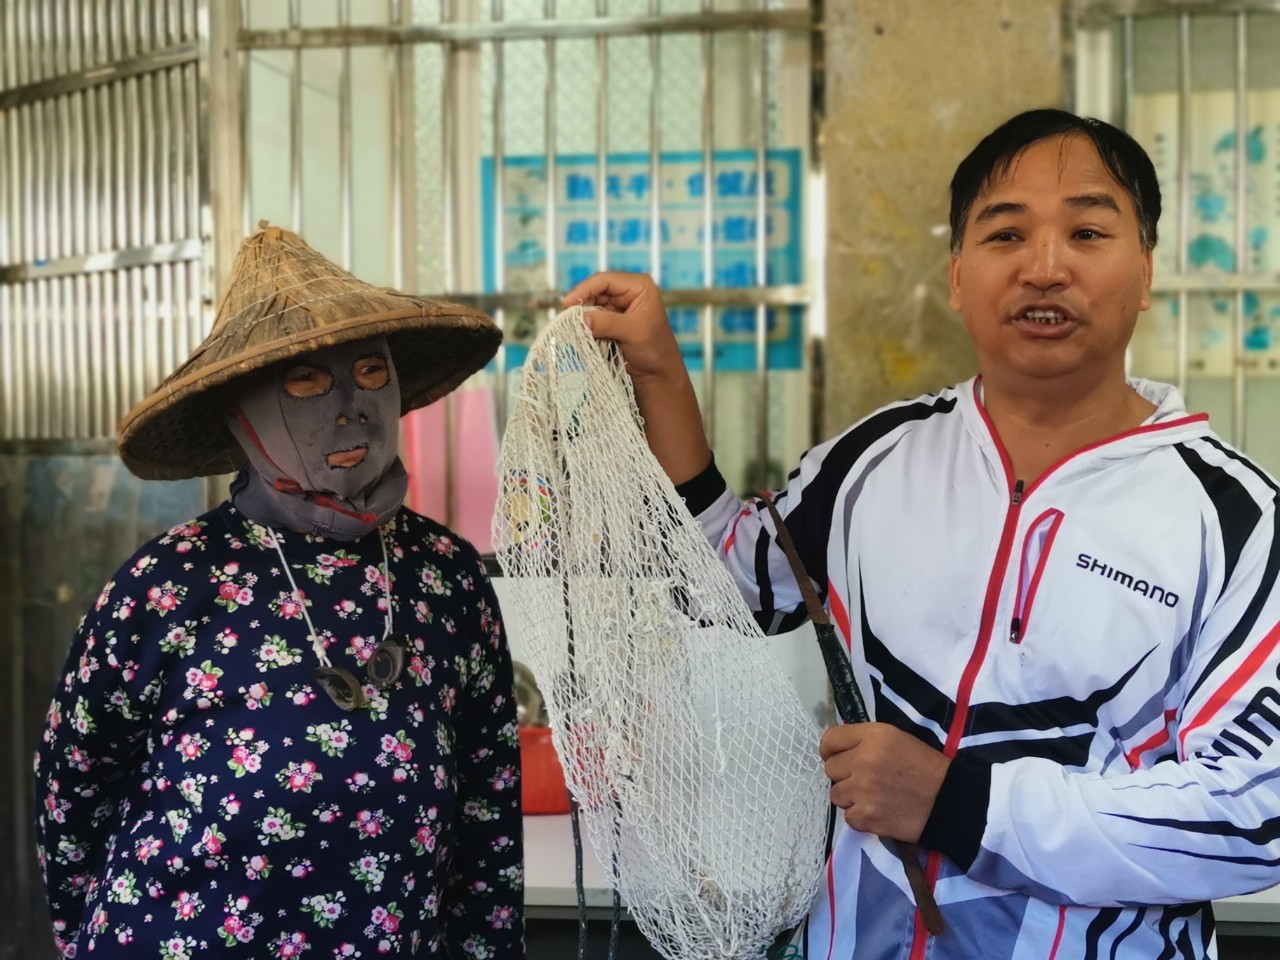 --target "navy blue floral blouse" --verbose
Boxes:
[34,502,524,959]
